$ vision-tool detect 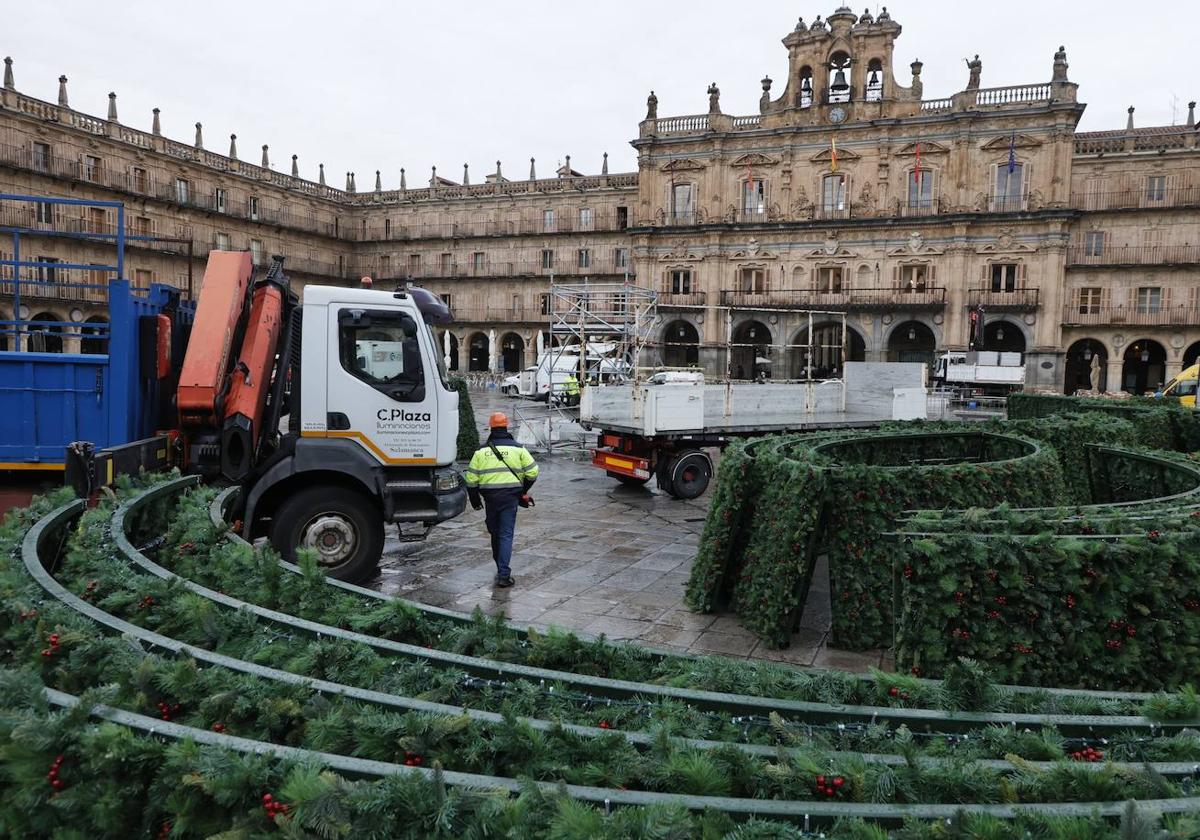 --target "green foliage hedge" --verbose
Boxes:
[893,447,1200,690]
[1007,393,1200,453]
[688,431,1068,651]
[450,376,480,461]
[689,396,1200,688]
